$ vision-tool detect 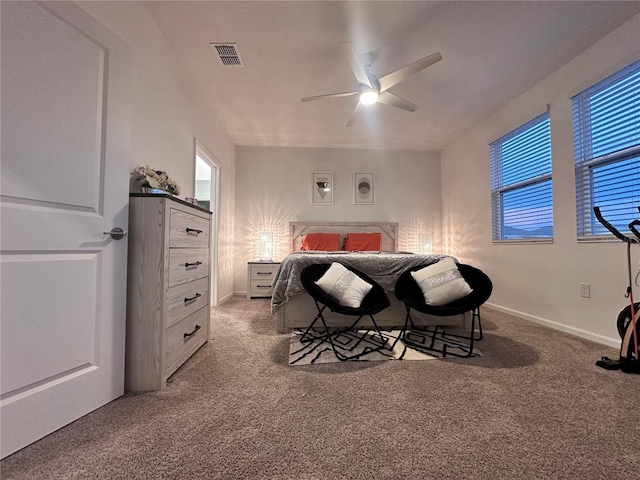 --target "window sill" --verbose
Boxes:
[577,235,632,244]
[492,238,554,245]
